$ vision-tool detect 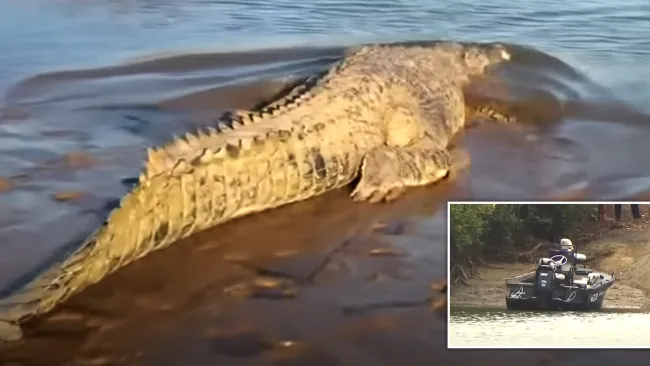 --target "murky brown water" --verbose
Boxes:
[3,0,650,364]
